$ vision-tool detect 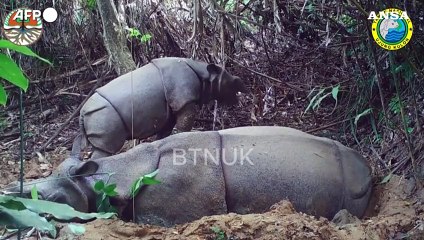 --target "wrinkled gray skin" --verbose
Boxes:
[4,127,372,227]
[80,57,246,159]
